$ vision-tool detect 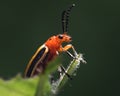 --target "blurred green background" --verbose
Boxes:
[0,0,120,96]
